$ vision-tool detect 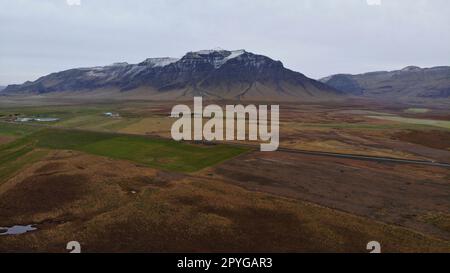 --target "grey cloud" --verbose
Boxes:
[0,0,449,85]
